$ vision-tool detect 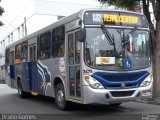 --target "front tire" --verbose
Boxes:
[55,83,69,110]
[17,81,31,98]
